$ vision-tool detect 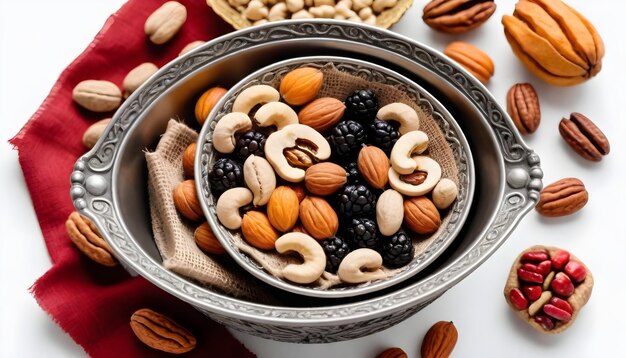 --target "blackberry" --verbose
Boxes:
[208,158,243,195]
[346,162,360,184]
[382,231,414,268]
[345,89,379,122]
[369,119,400,153]
[327,120,367,158]
[322,236,351,273]
[337,184,376,218]
[235,130,266,161]
[347,218,380,249]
